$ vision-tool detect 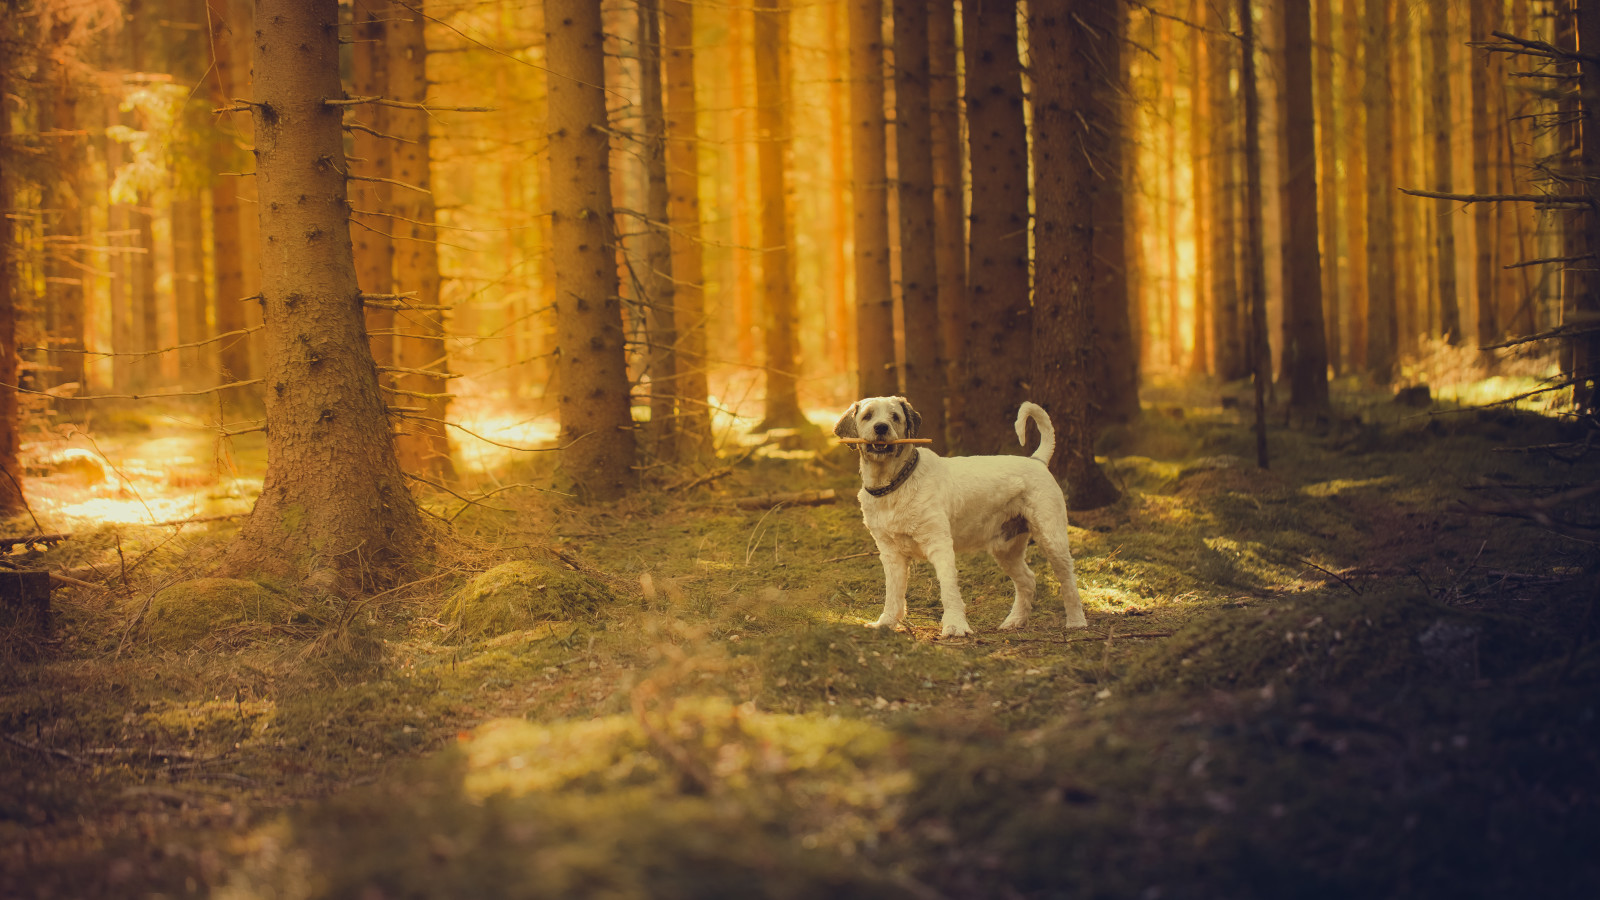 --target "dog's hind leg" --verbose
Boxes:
[992,536,1036,630]
[870,550,911,629]
[927,543,973,637]
[1033,528,1087,629]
